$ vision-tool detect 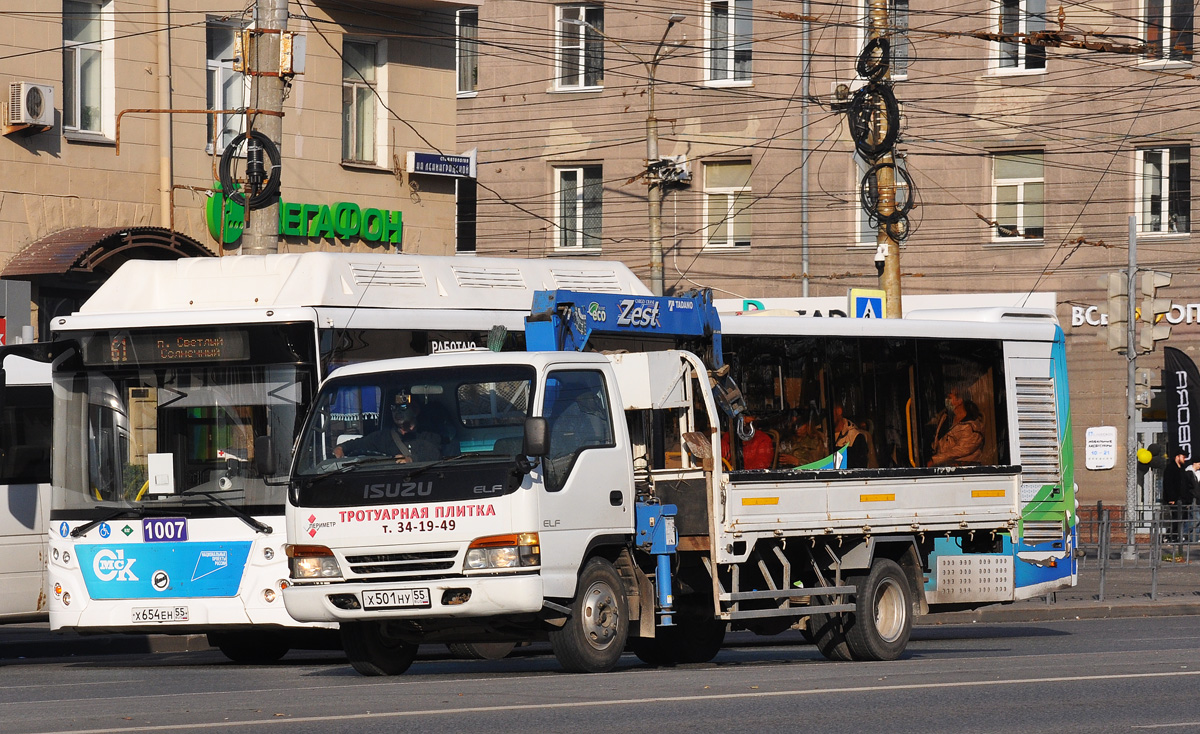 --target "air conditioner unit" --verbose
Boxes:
[8,82,54,127]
